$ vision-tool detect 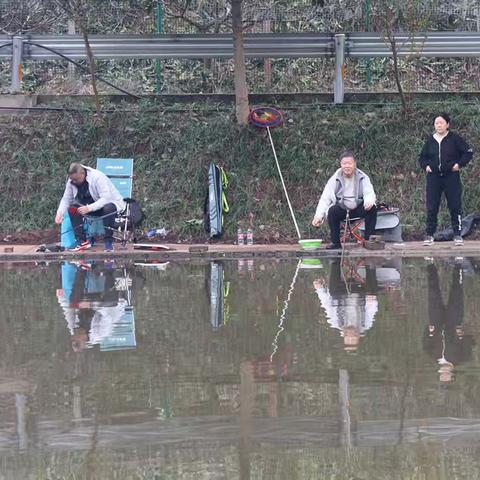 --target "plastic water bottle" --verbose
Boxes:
[147,227,168,238]
[246,228,253,245]
[237,228,245,245]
